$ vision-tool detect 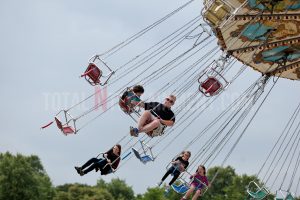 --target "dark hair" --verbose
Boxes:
[115,144,122,156]
[133,85,144,94]
[196,165,206,175]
